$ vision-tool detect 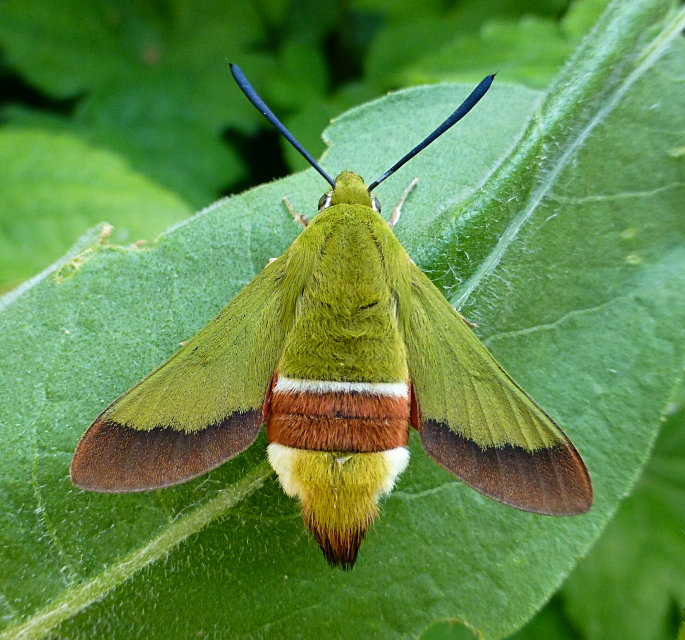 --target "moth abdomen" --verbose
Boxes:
[266,374,411,567]
[267,444,410,569]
